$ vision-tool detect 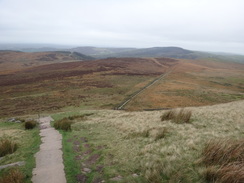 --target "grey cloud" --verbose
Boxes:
[0,0,243,54]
